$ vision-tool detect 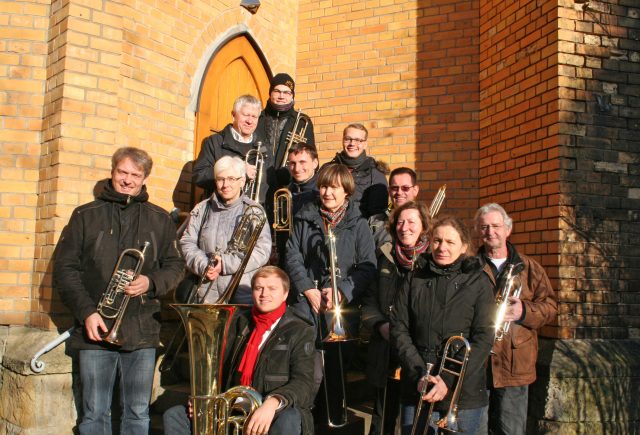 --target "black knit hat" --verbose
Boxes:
[270,73,295,96]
